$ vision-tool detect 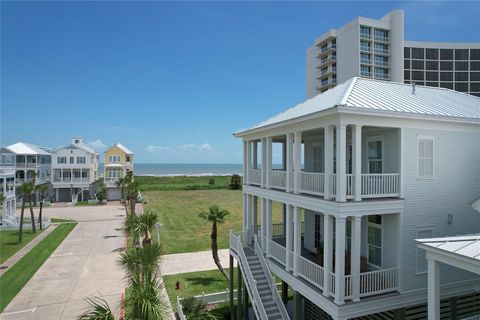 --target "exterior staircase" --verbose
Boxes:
[230,231,290,320]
